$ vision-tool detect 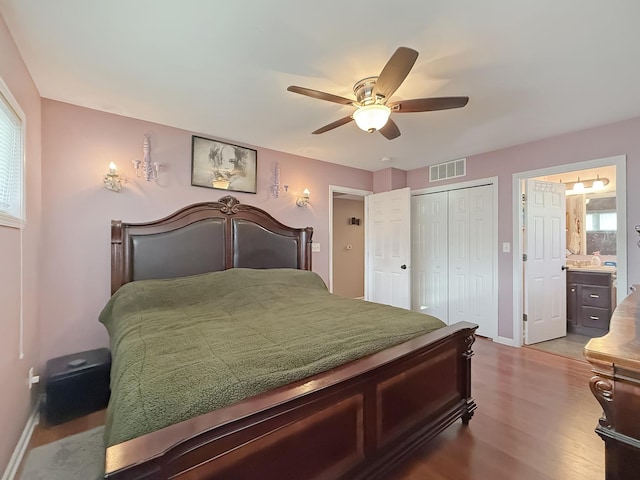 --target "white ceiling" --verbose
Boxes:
[2,0,640,172]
